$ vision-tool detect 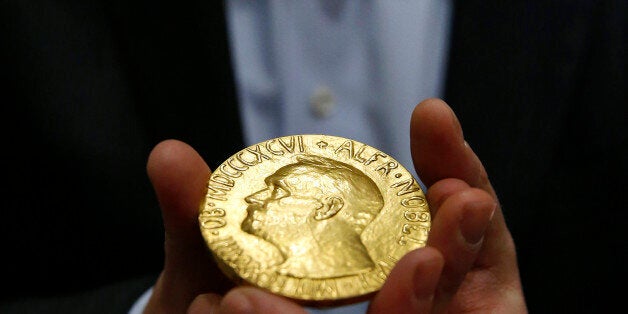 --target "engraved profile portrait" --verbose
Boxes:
[241,155,384,279]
